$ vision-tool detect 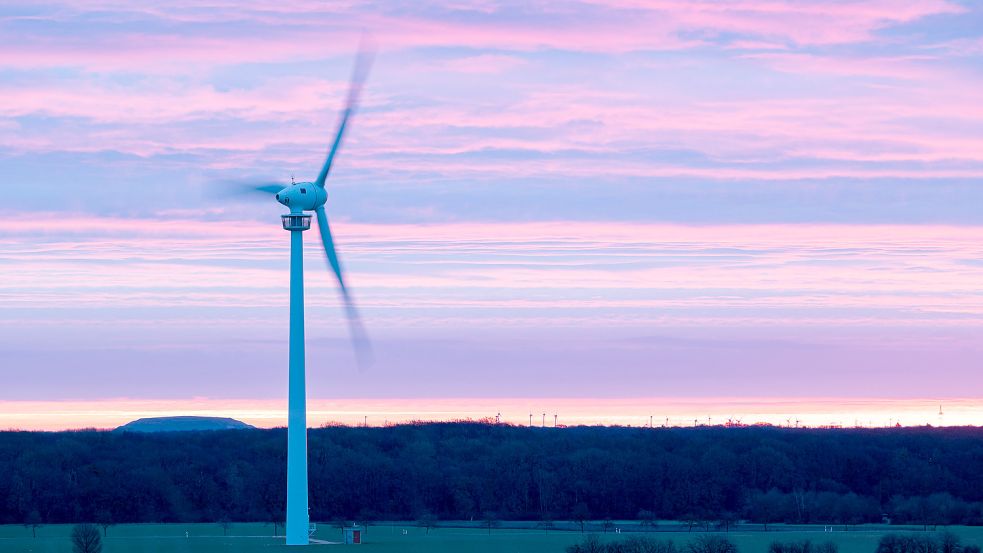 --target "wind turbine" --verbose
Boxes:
[243,45,374,546]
